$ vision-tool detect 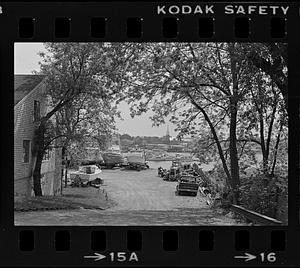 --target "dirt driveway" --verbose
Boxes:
[101,168,206,211]
[15,168,240,225]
